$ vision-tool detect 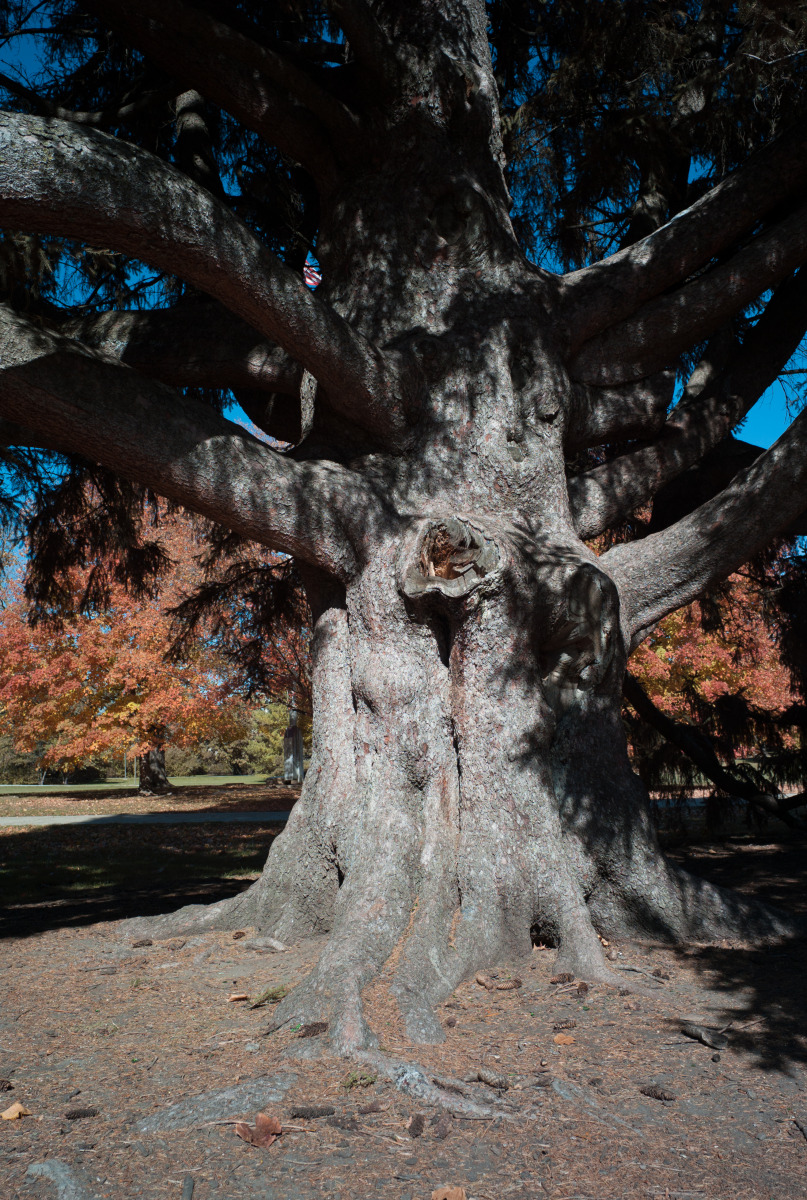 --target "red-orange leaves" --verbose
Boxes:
[234,1112,282,1148]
